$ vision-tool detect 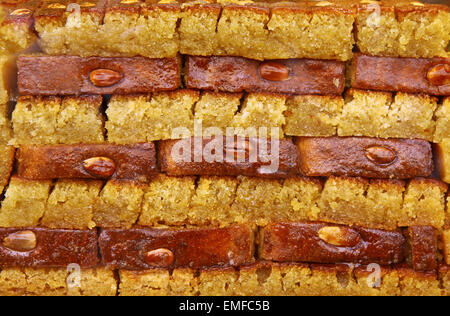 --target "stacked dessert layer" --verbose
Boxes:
[0,0,449,296]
